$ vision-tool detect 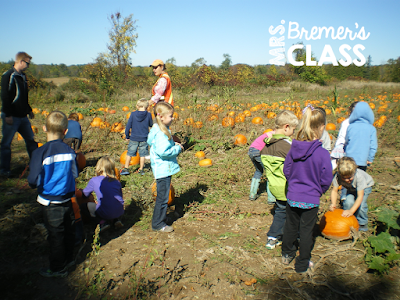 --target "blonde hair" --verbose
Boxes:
[68,113,79,122]
[137,98,149,109]
[337,157,357,178]
[275,110,299,129]
[46,111,68,137]
[95,156,117,180]
[15,52,32,63]
[296,107,326,141]
[154,102,174,140]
